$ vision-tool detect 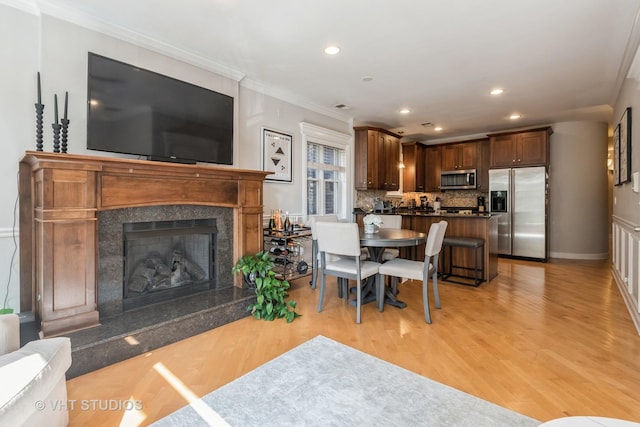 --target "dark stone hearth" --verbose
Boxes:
[65,286,255,379]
